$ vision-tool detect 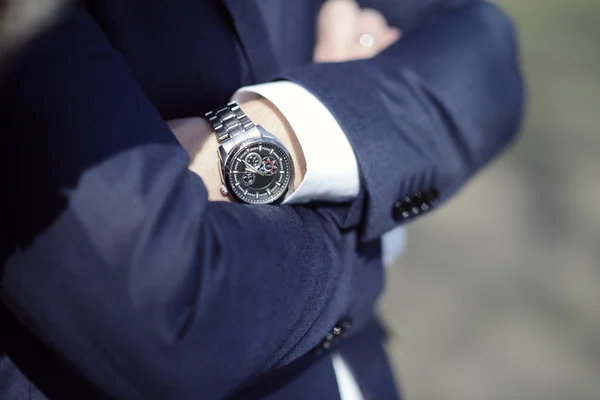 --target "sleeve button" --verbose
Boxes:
[393,190,438,221]
[341,320,352,332]
[425,188,440,203]
[393,202,409,221]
